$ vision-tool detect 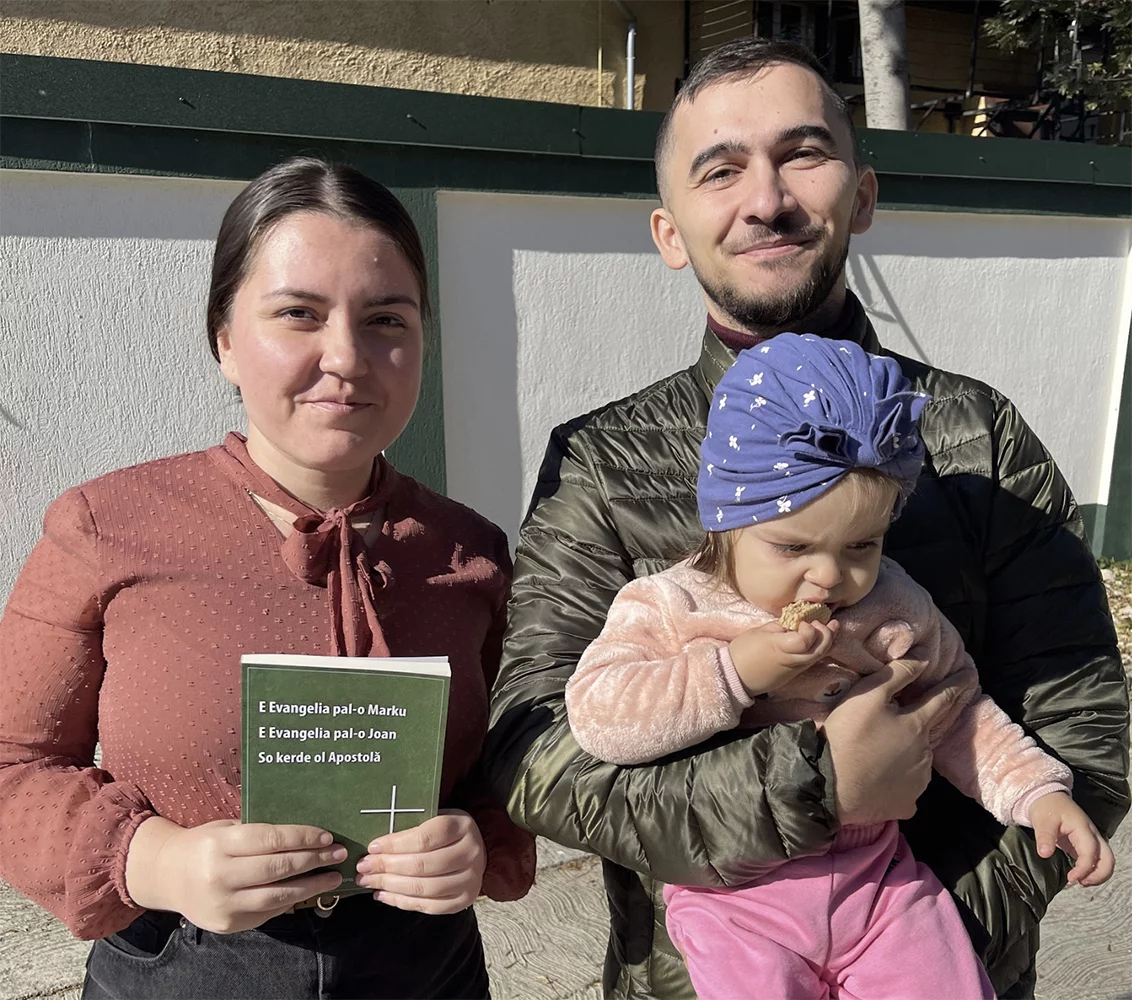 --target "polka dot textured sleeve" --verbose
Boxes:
[1,442,537,934]
[0,488,155,940]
